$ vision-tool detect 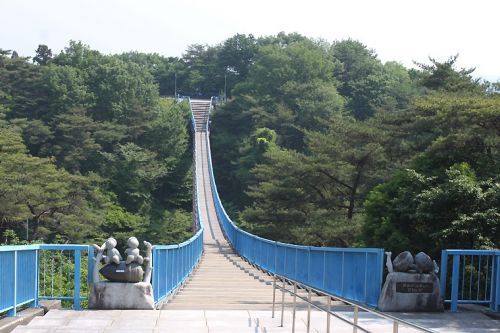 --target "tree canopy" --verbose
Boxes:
[0,43,193,248]
[1,34,498,257]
